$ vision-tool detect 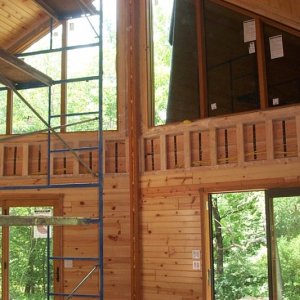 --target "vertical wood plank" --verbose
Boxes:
[296,115,300,158]
[184,131,191,169]
[255,17,268,109]
[0,144,4,176]
[60,20,67,133]
[196,0,208,118]
[209,128,217,165]
[73,141,79,175]
[266,119,274,160]
[22,143,29,176]
[6,89,13,135]
[160,134,167,171]
[236,123,245,163]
